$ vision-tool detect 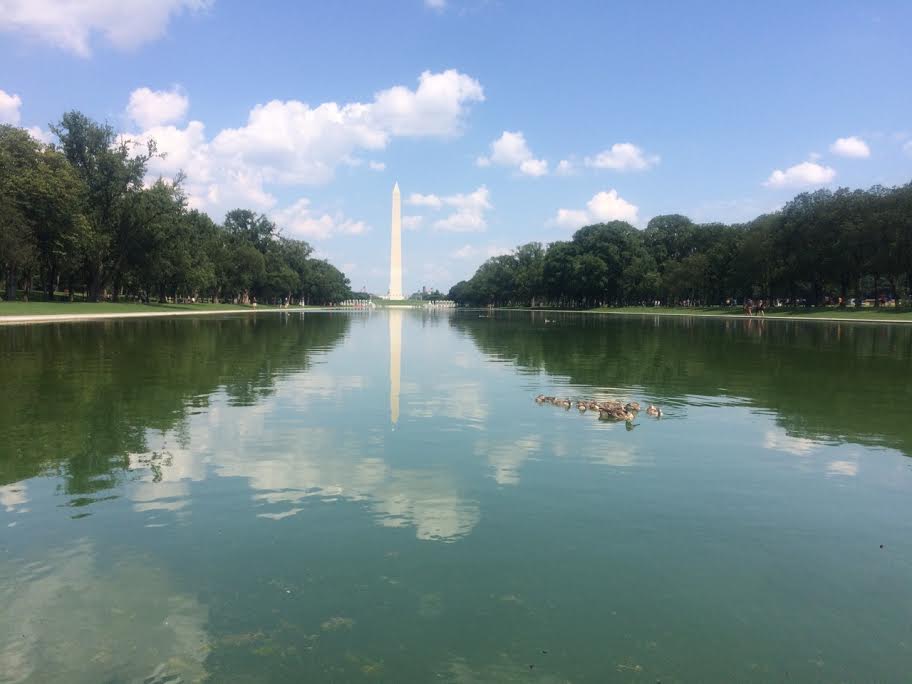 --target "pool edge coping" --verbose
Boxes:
[0,307,339,326]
